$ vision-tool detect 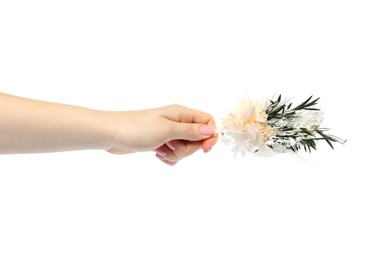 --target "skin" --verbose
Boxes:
[0,93,218,165]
